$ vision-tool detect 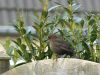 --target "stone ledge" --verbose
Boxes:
[0,51,10,60]
[0,44,10,60]
[1,58,100,75]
